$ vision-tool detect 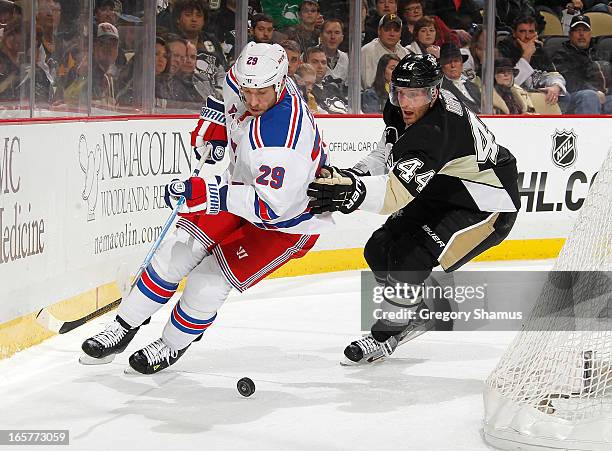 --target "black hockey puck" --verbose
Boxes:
[237,377,255,397]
